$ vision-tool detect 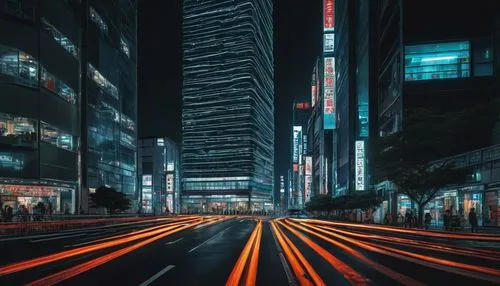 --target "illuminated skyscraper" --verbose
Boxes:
[181,0,274,212]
